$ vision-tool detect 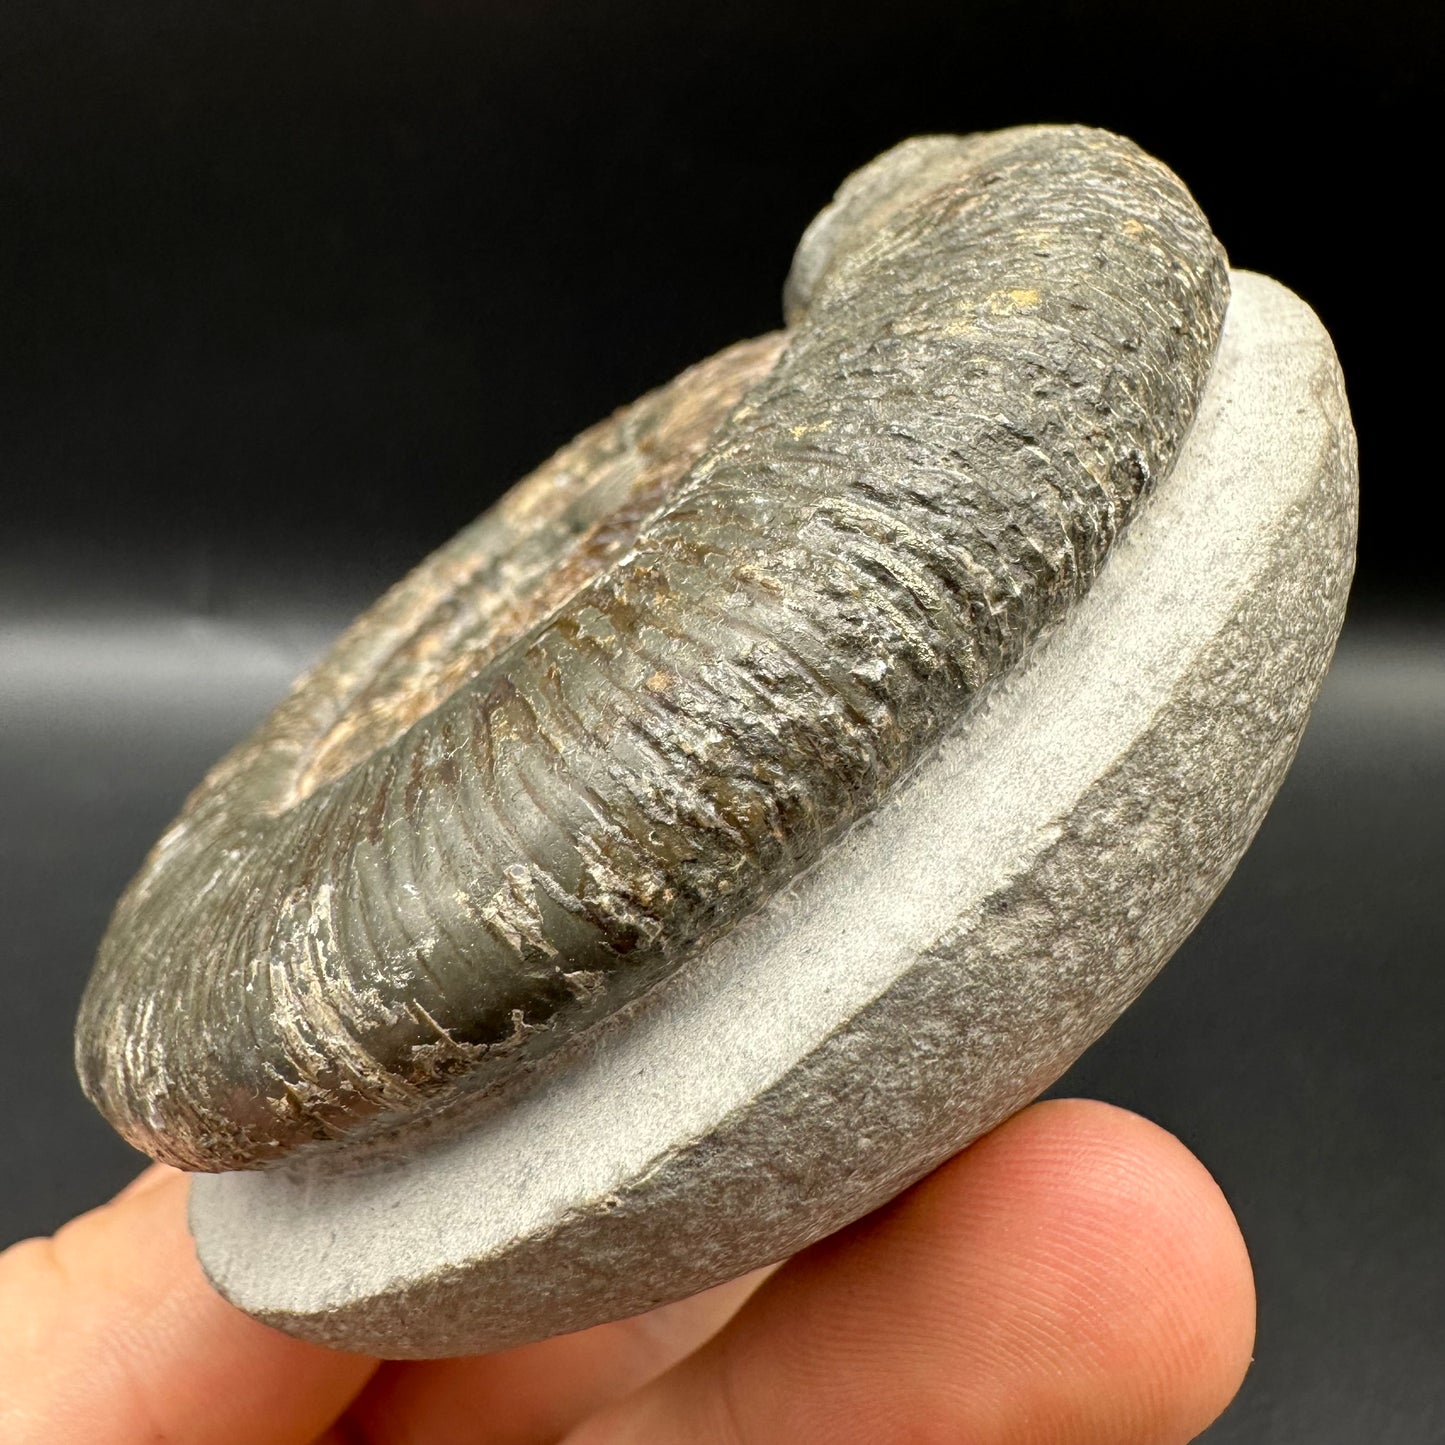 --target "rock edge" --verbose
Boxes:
[191,271,1357,1357]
